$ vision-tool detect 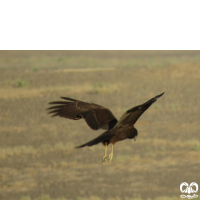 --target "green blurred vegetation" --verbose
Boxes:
[1,50,200,70]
